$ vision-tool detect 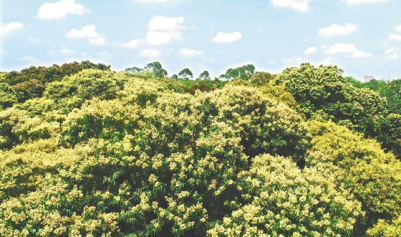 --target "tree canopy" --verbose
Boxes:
[1,62,401,236]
